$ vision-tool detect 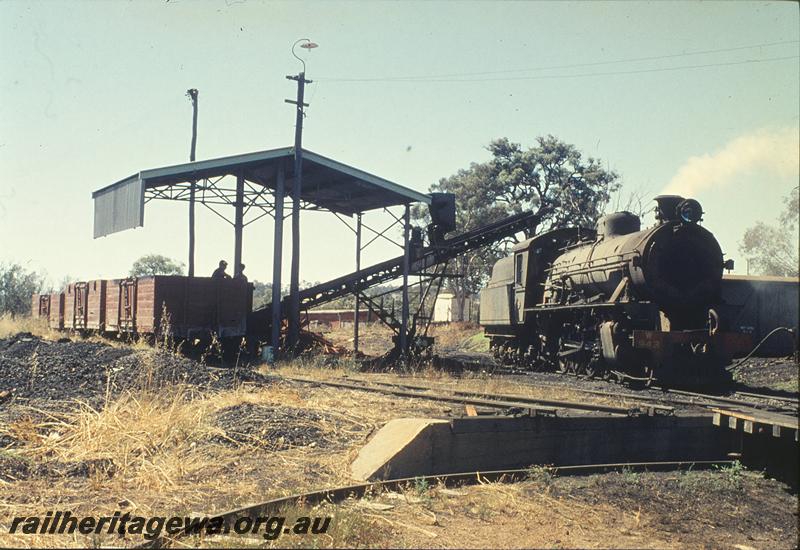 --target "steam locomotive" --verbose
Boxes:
[479,195,752,388]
